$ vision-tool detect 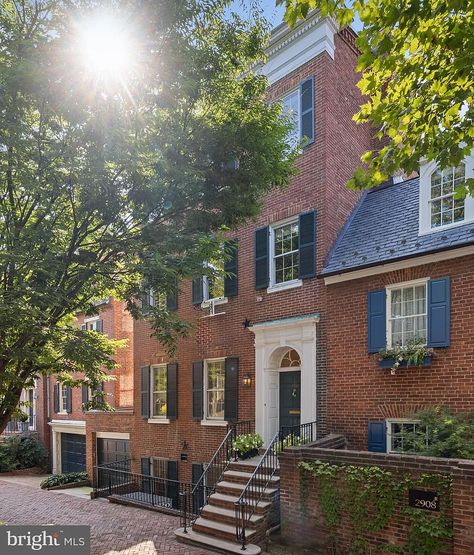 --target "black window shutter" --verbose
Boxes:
[81,384,89,408]
[53,384,59,413]
[80,324,87,331]
[166,363,178,420]
[224,357,239,422]
[192,361,204,421]
[97,319,104,333]
[300,77,314,145]
[427,277,451,347]
[192,277,204,305]
[368,421,387,453]
[167,460,179,508]
[368,289,387,353]
[224,240,238,297]
[141,365,151,419]
[255,226,269,289]
[298,210,316,279]
[66,386,72,414]
[192,463,205,513]
[166,287,178,312]
[141,457,151,494]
